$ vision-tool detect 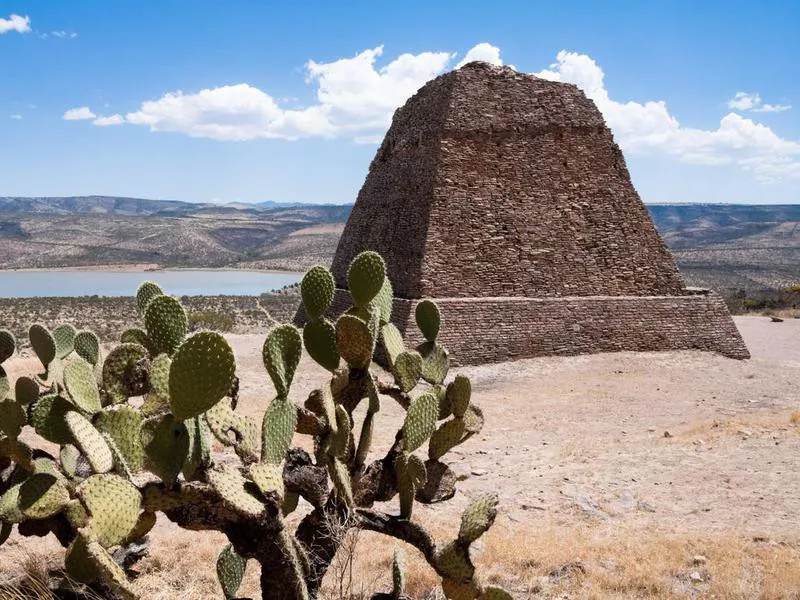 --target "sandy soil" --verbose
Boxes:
[3,315,800,597]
